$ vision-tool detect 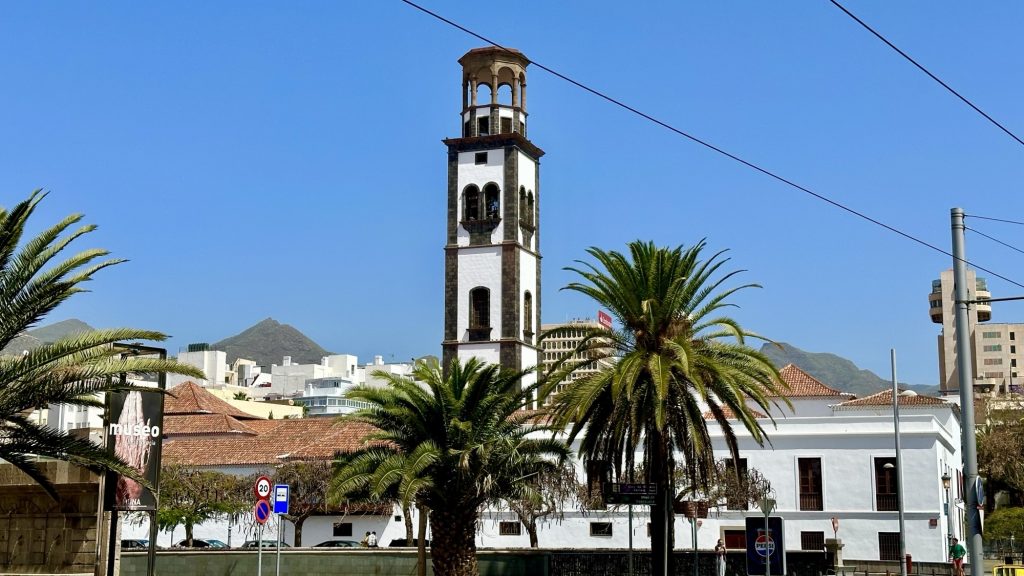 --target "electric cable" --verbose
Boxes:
[829,0,1024,149]
[964,215,1024,226]
[965,226,1024,258]
[398,0,1024,291]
